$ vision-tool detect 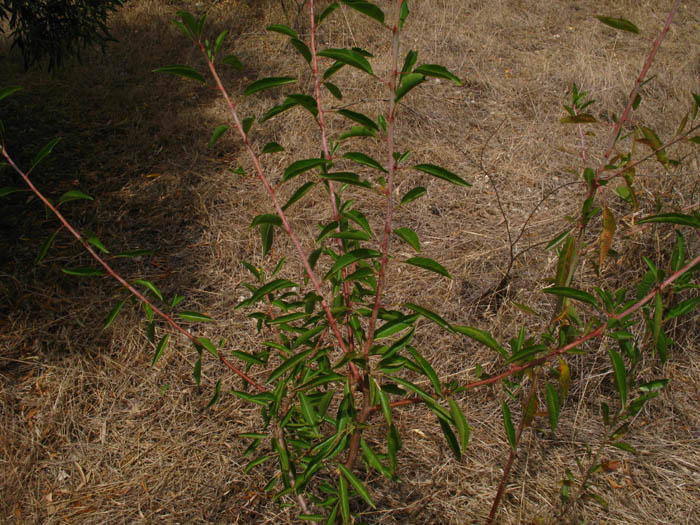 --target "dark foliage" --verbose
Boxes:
[0,0,125,70]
